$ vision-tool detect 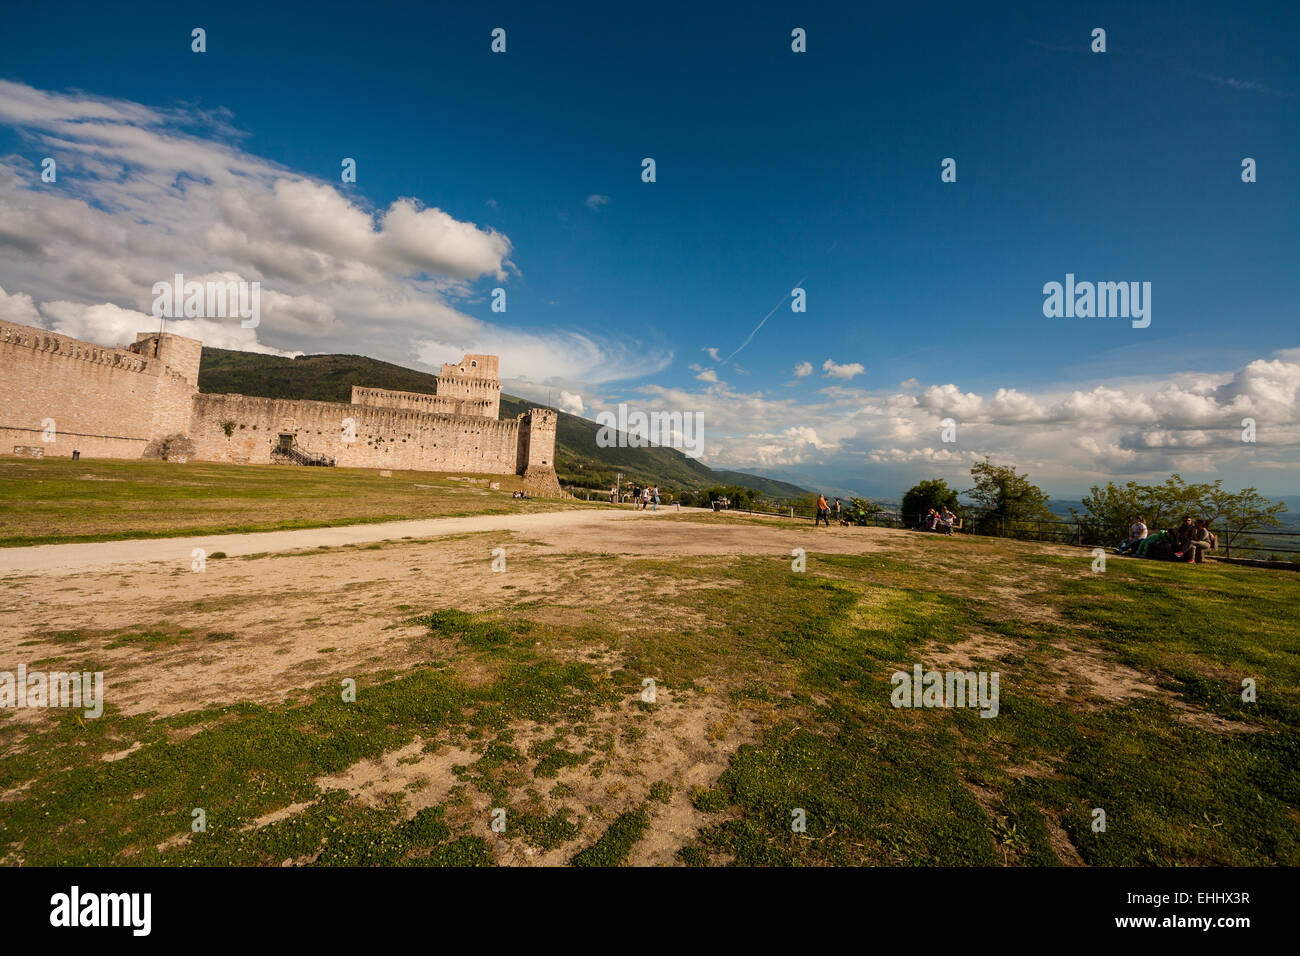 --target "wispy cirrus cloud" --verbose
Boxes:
[1187,70,1297,98]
